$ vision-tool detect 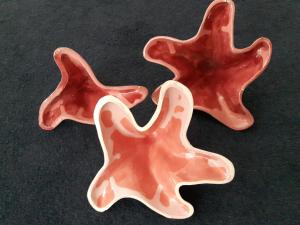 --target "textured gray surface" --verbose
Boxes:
[0,0,299,224]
